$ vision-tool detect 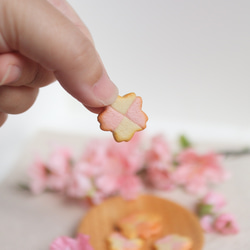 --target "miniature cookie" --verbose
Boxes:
[117,212,162,240]
[98,93,148,142]
[108,232,143,250]
[154,234,193,250]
